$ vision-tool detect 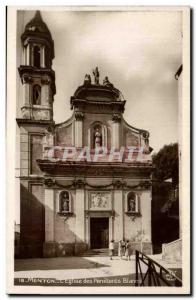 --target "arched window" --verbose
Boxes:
[33,85,41,105]
[59,191,70,213]
[127,192,138,213]
[33,45,41,68]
